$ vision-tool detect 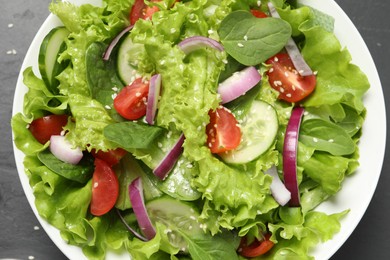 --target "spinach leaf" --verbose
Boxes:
[37,149,94,183]
[103,121,164,149]
[85,42,123,108]
[218,11,291,66]
[178,231,239,260]
[299,118,356,156]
